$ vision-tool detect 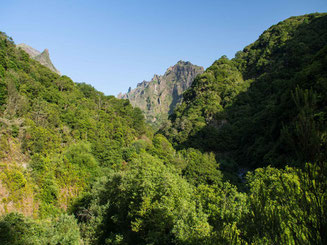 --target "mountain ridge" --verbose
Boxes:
[162,12,327,169]
[0,13,326,245]
[118,60,204,128]
[17,43,61,75]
